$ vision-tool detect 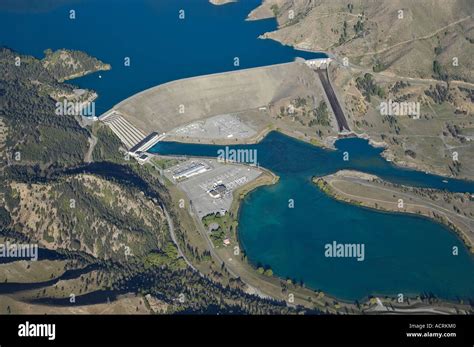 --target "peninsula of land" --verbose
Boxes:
[314,170,474,252]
